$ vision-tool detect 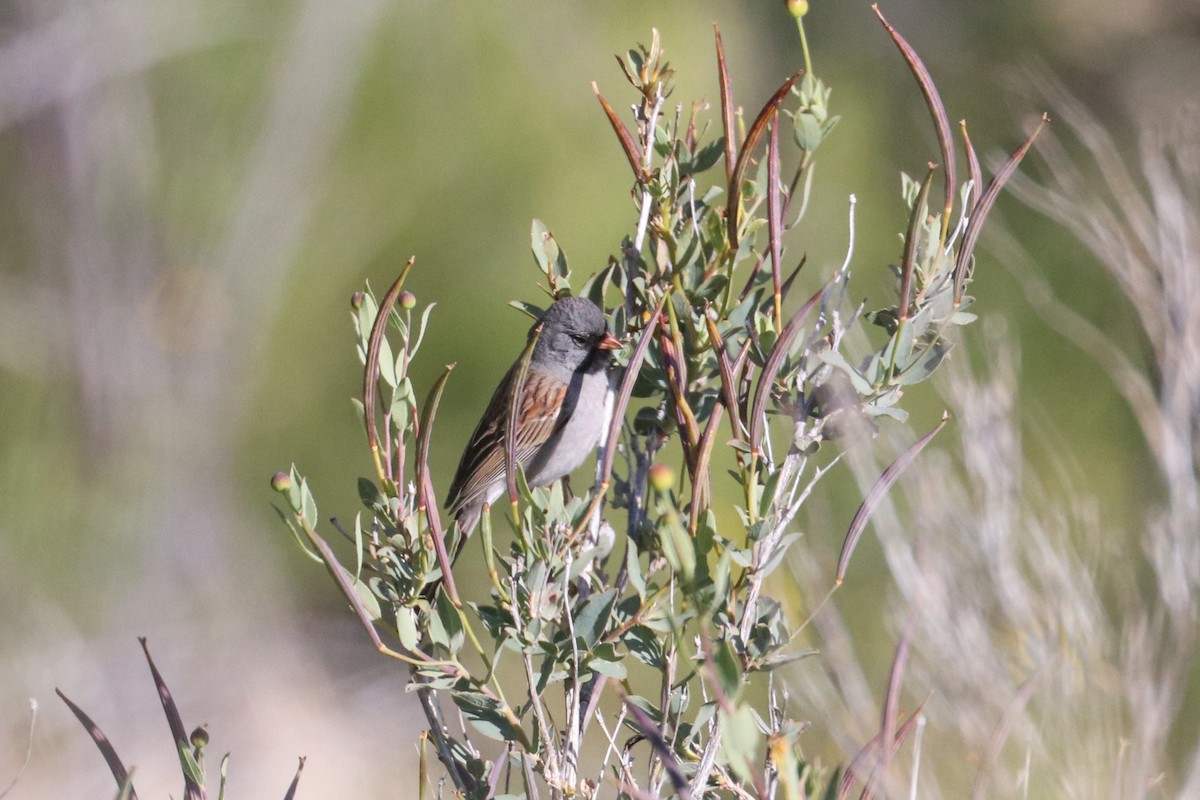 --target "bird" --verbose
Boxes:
[445,295,622,546]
